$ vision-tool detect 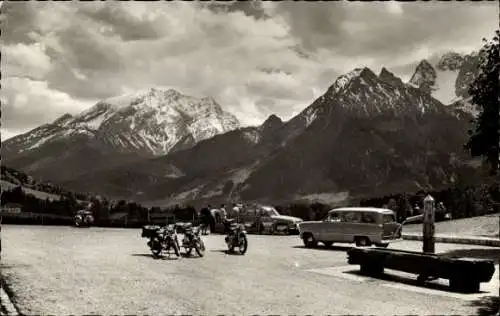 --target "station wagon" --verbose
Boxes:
[297,207,402,248]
